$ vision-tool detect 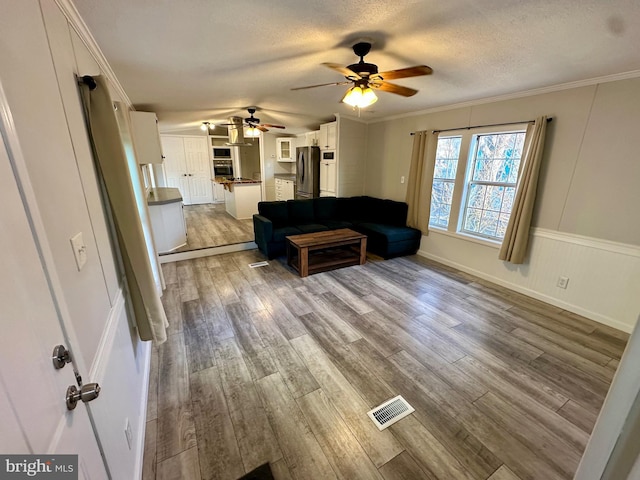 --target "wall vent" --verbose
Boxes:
[367,395,415,430]
[249,261,269,268]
